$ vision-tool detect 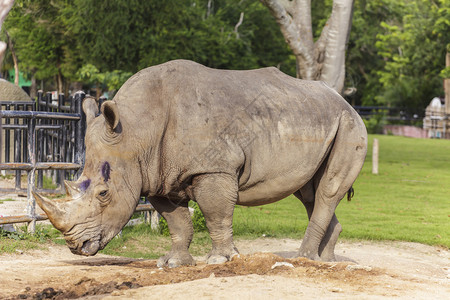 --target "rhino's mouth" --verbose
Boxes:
[81,240,100,256]
[69,239,100,256]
